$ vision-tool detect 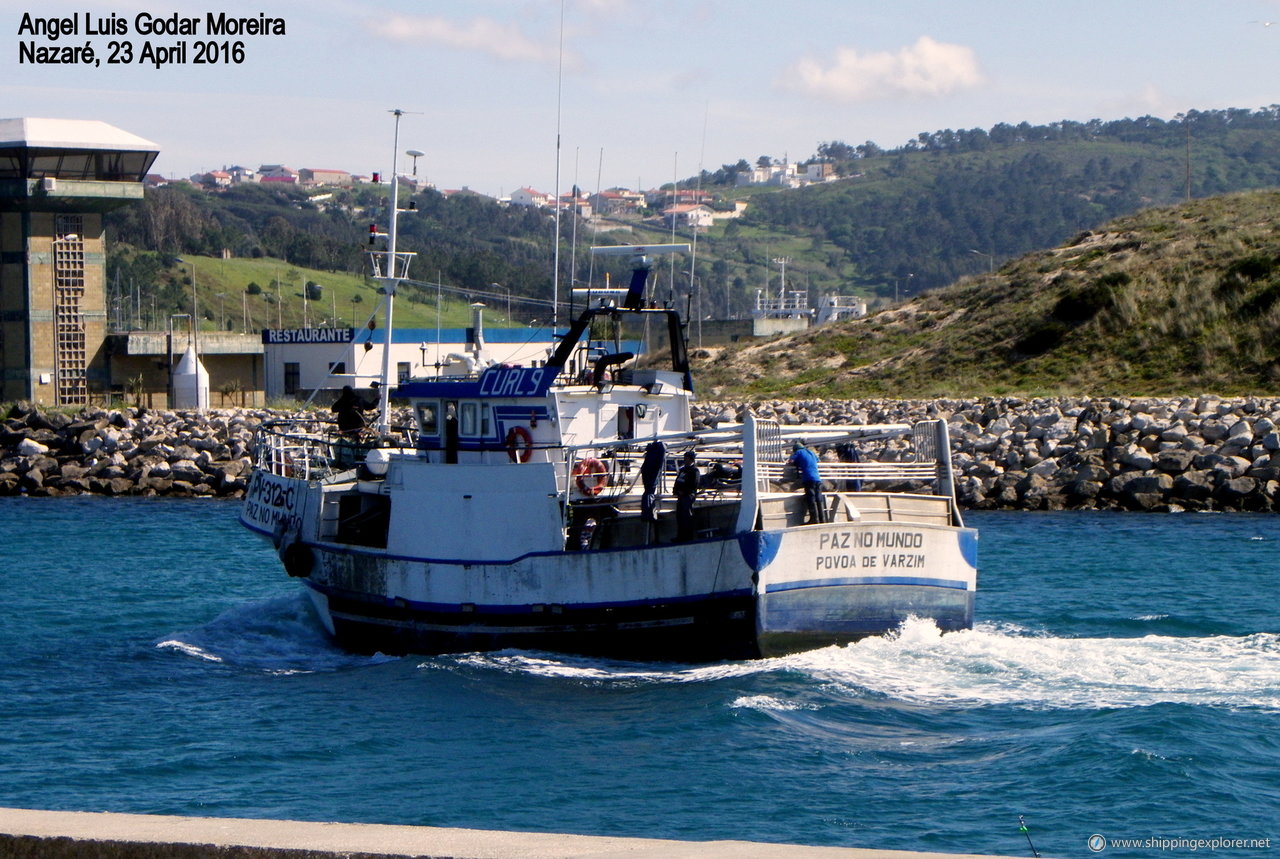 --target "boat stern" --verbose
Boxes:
[751,519,977,656]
